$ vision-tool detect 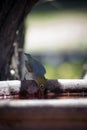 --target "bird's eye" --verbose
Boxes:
[40,84,45,90]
